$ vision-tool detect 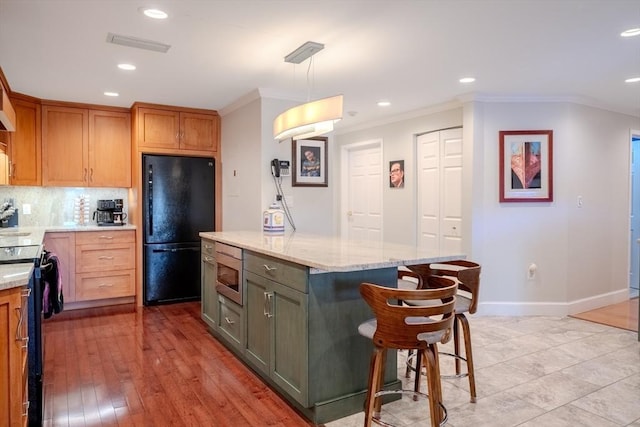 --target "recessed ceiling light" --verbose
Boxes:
[459,77,476,83]
[140,7,168,19]
[625,77,640,83]
[621,28,640,37]
[377,101,391,107]
[117,63,136,71]
[104,91,119,97]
